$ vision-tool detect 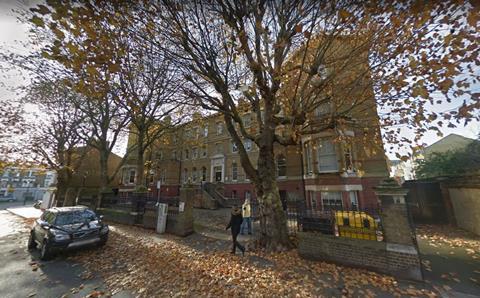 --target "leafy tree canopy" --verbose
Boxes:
[416,138,480,178]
